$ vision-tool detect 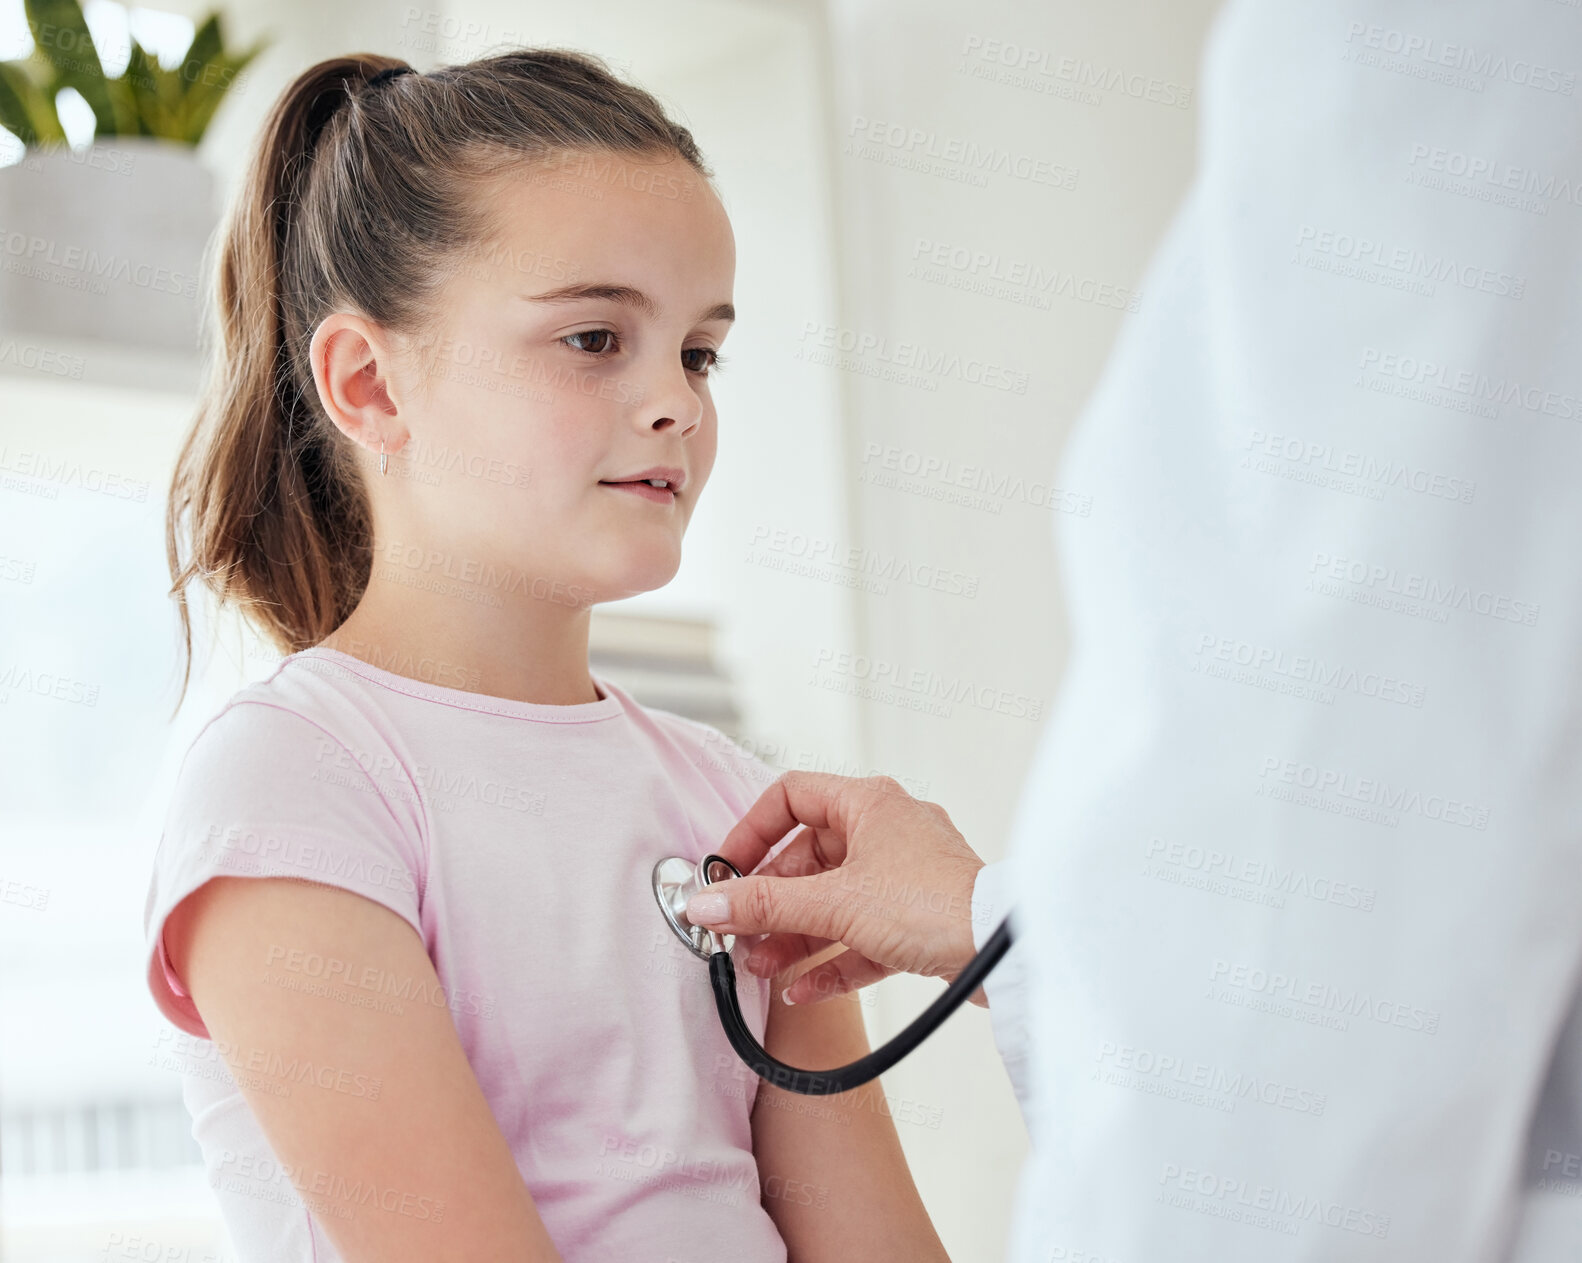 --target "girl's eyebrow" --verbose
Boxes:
[519,282,734,324]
